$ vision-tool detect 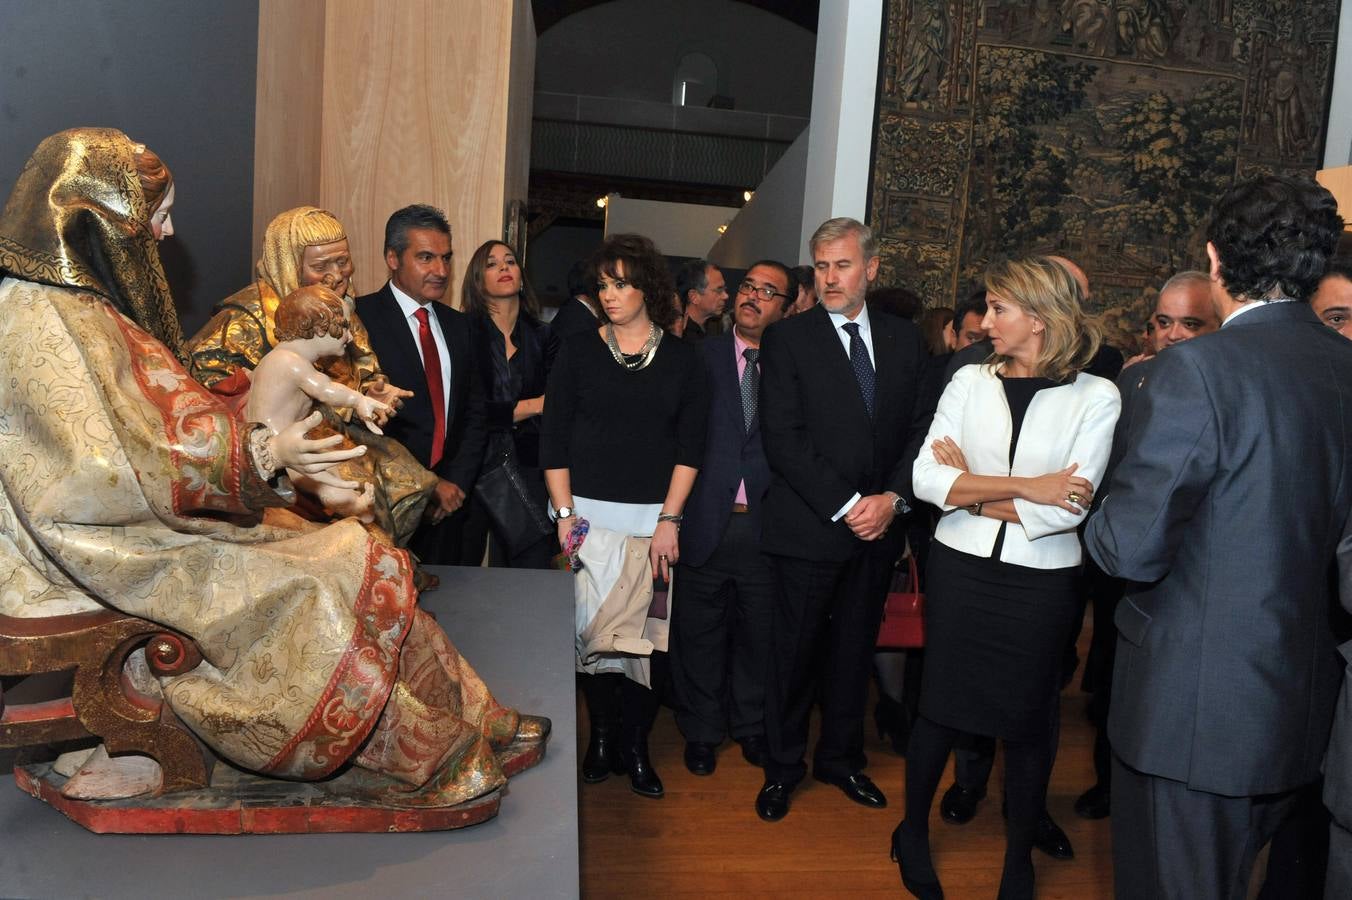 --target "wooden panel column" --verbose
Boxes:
[254,0,535,307]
